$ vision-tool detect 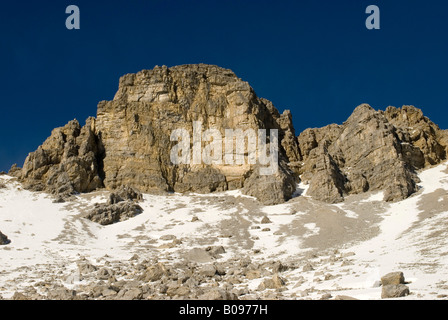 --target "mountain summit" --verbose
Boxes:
[11,64,448,204]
